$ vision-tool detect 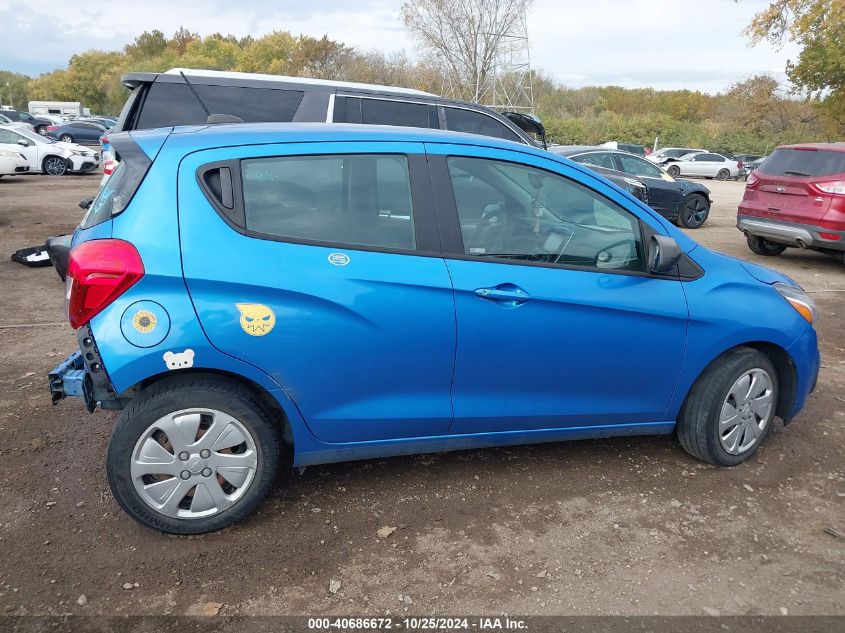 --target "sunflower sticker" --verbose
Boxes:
[132,309,157,333]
